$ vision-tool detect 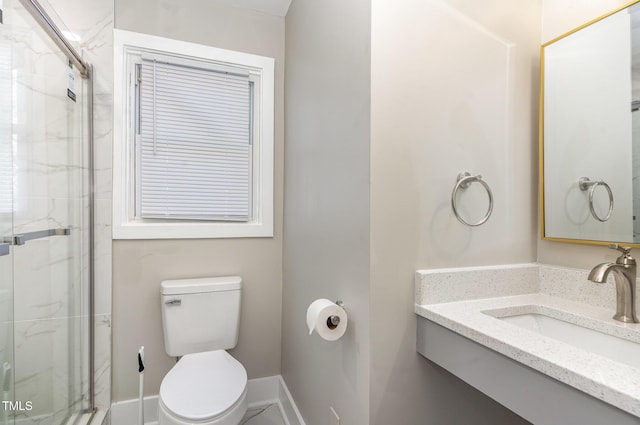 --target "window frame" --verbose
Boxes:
[113,29,274,239]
